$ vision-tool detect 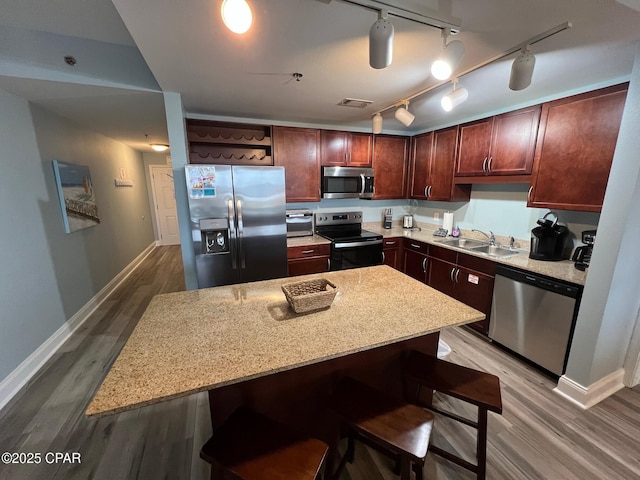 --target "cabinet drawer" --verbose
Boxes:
[287,244,330,260]
[383,237,402,249]
[428,245,458,263]
[404,239,429,254]
[457,251,496,276]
